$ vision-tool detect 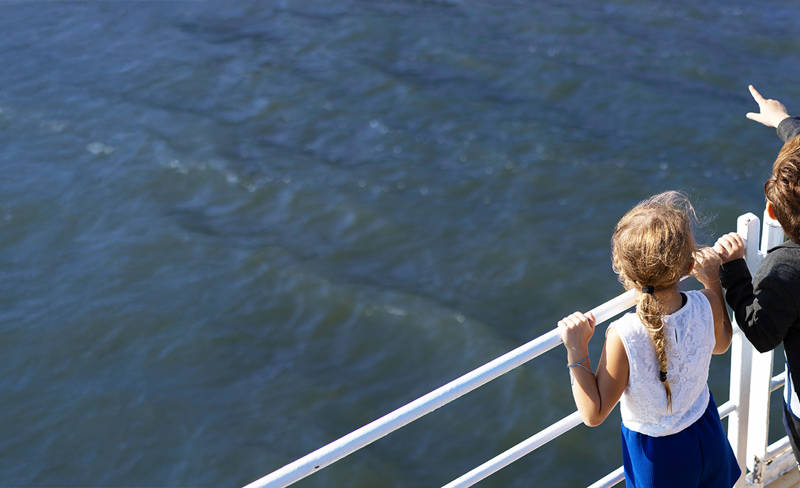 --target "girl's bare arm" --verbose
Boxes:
[559,312,629,426]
